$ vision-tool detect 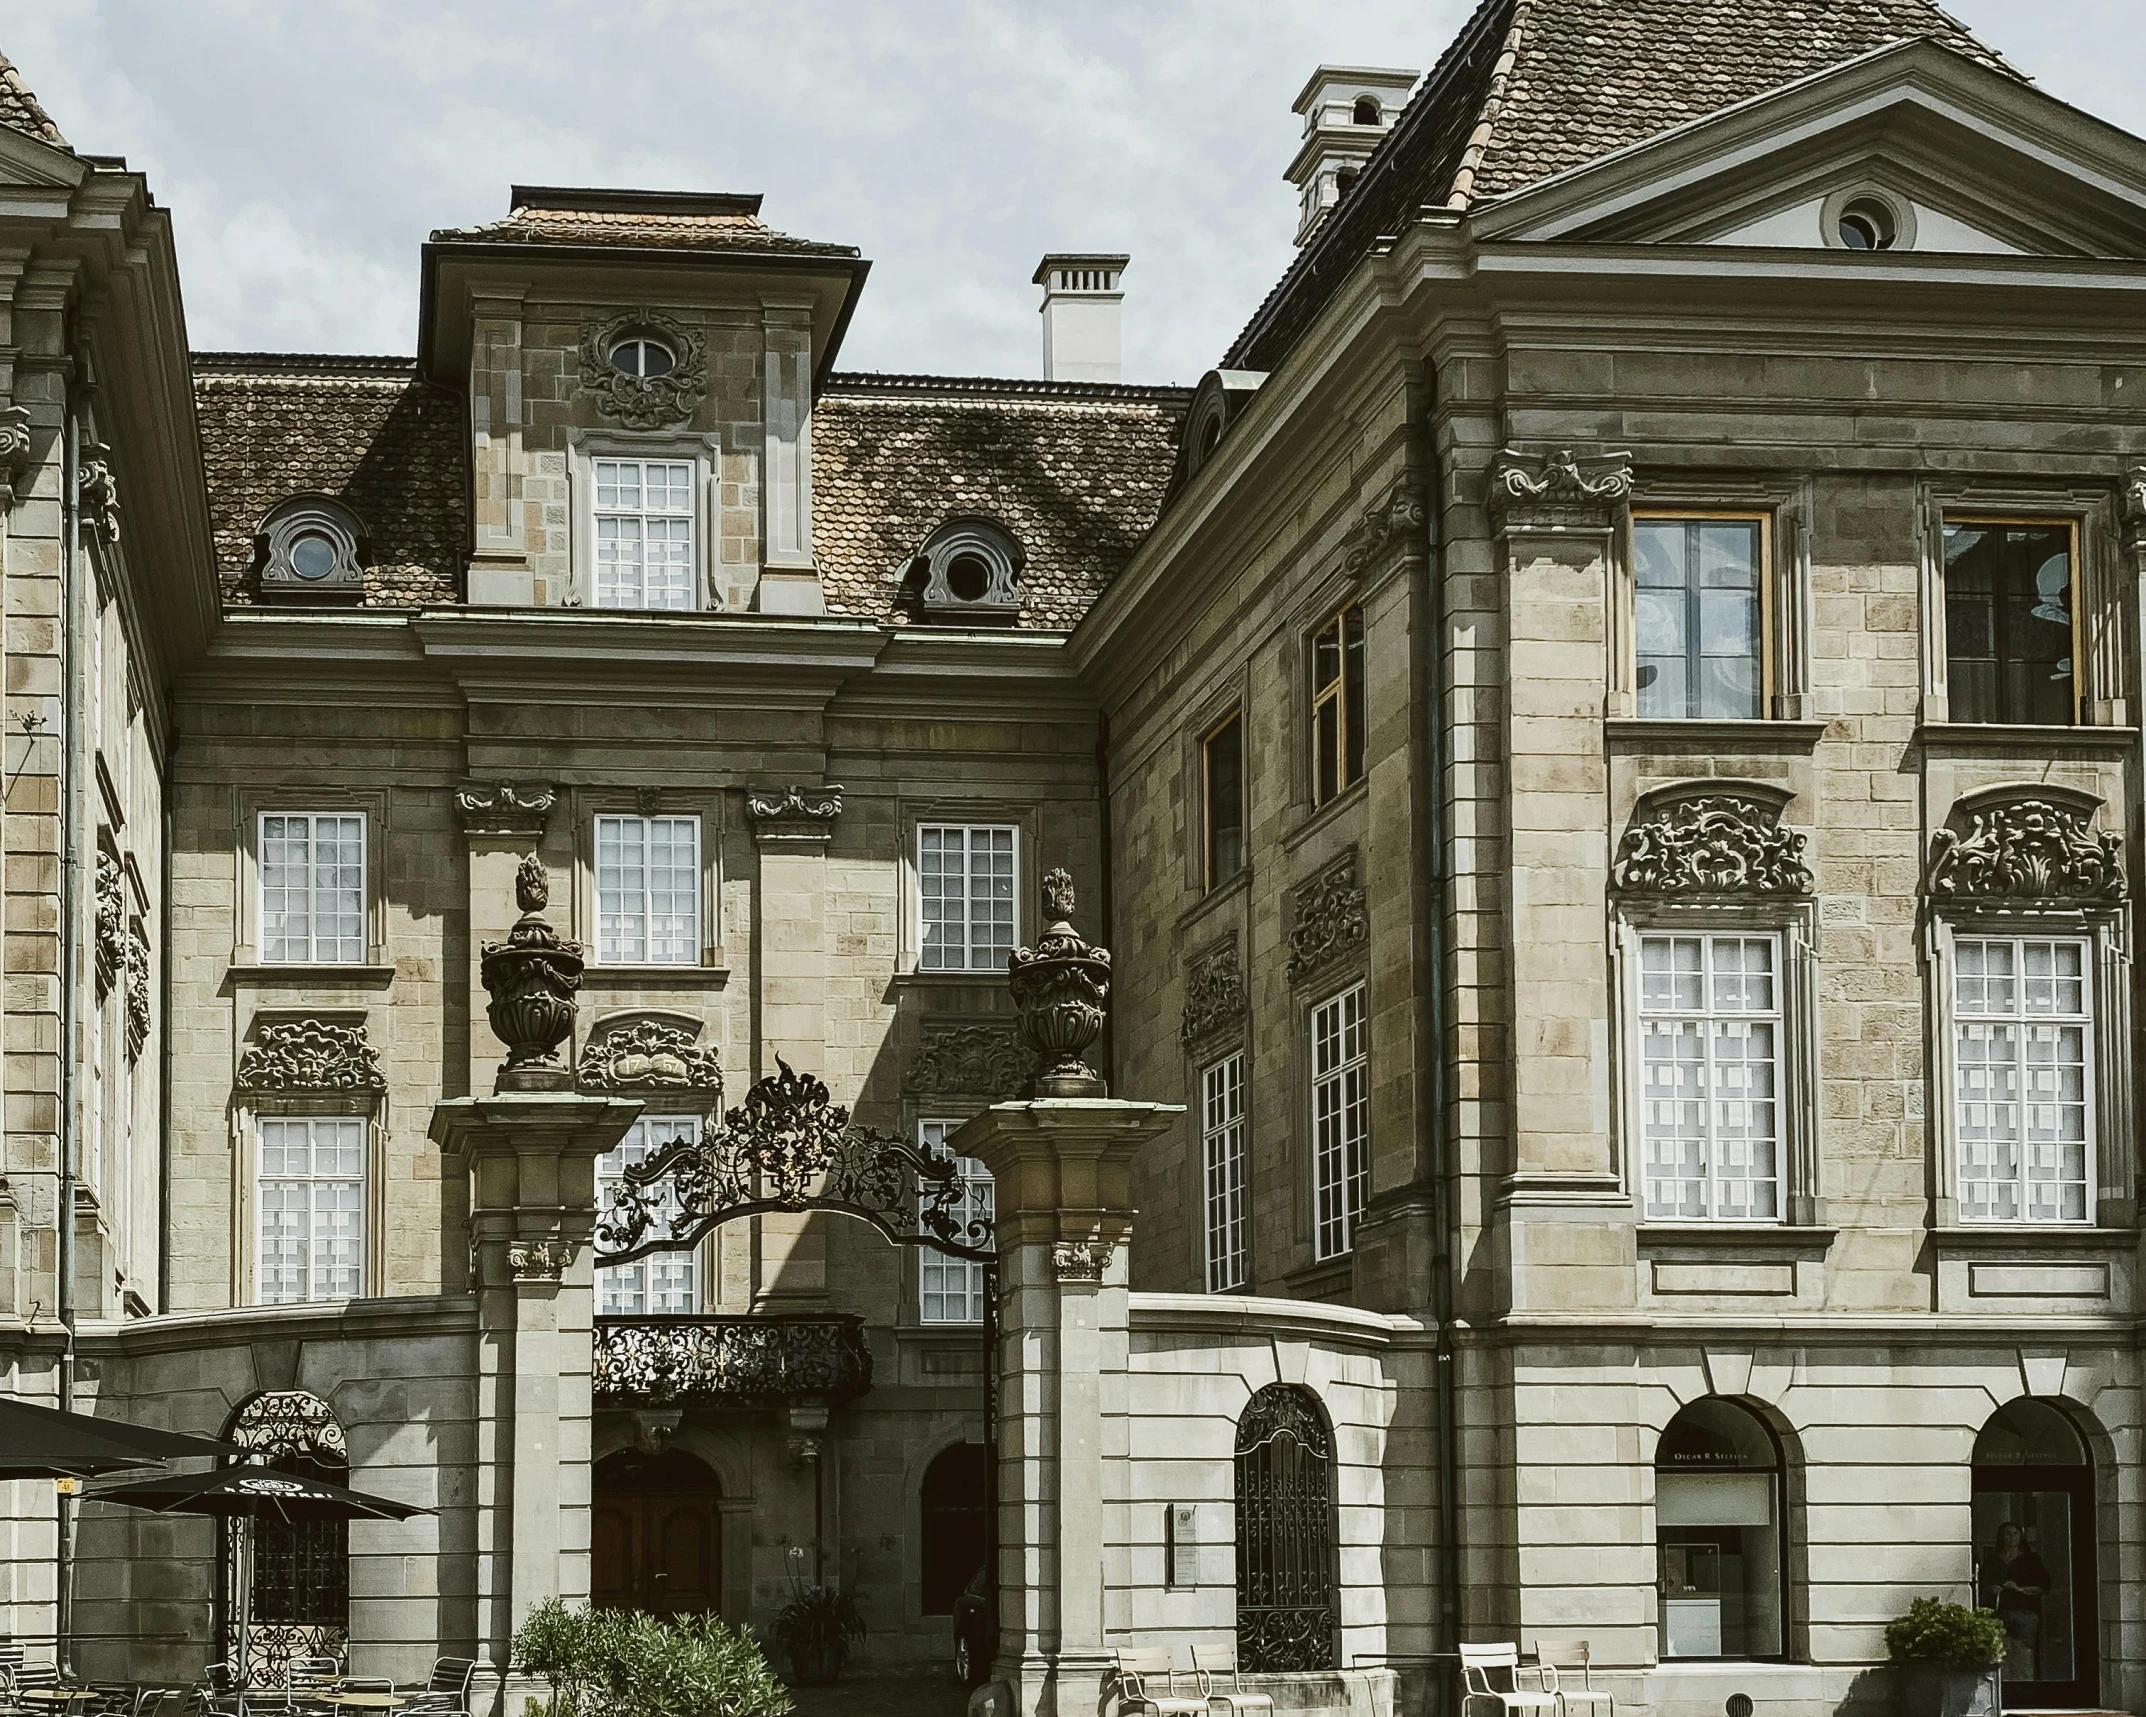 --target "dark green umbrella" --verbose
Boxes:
[0,1394,236,1479]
